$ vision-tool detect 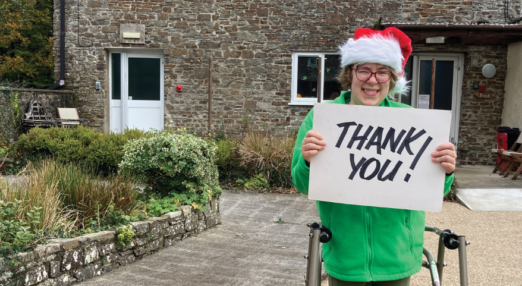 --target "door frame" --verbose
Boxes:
[408,53,464,146]
[109,49,164,132]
